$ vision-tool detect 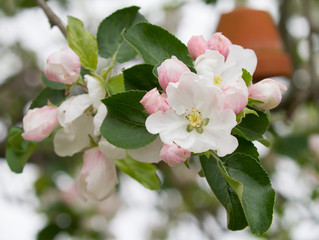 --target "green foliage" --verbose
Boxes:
[242,68,252,86]
[107,74,125,94]
[100,90,157,149]
[124,64,160,91]
[30,87,65,109]
[201,152,275,235]
[67,16,98,71]
[115,154,161,190]
[5,127,38,173]
[97,6,147,63]
[124,22,194,67]
[233,107,269,142]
